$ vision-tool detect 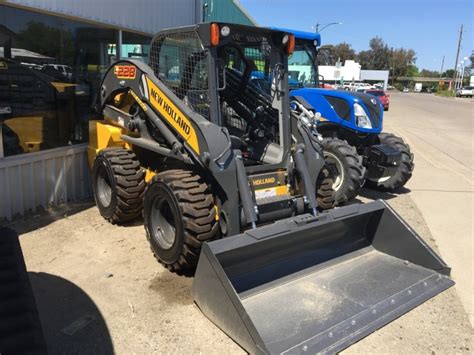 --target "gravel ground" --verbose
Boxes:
[7,186,472,354]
